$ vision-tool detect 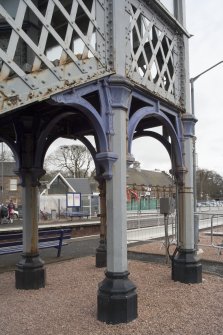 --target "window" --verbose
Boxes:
[10,179,17,191]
